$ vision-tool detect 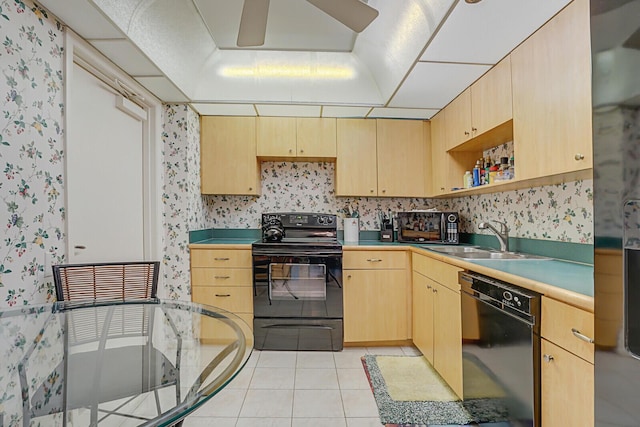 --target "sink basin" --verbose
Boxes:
[428,246,550,260]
